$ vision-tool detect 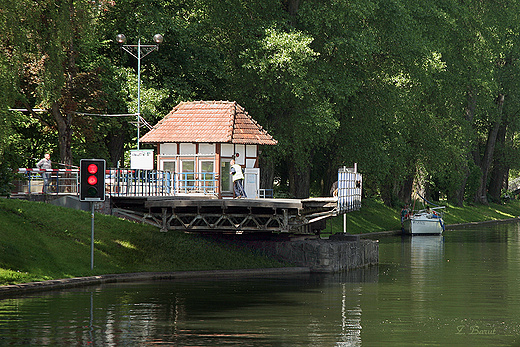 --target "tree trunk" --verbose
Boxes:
[285,0,300,26]
[321,153,338,197]
[474,121,501,204]
[325,165,337,197]
[488,119,509,202]
[397,173,414,204]
[259,150,275,191]
[51,1,77,168]
[424,178,440,202]
[451,172,467,207]
[474,94,504,204]
[453,90,477,207]
[107,124,128,167]
[52,101,73,167]
[288,160,310,198]
[380,175,395,207]
[488,164,508,203]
